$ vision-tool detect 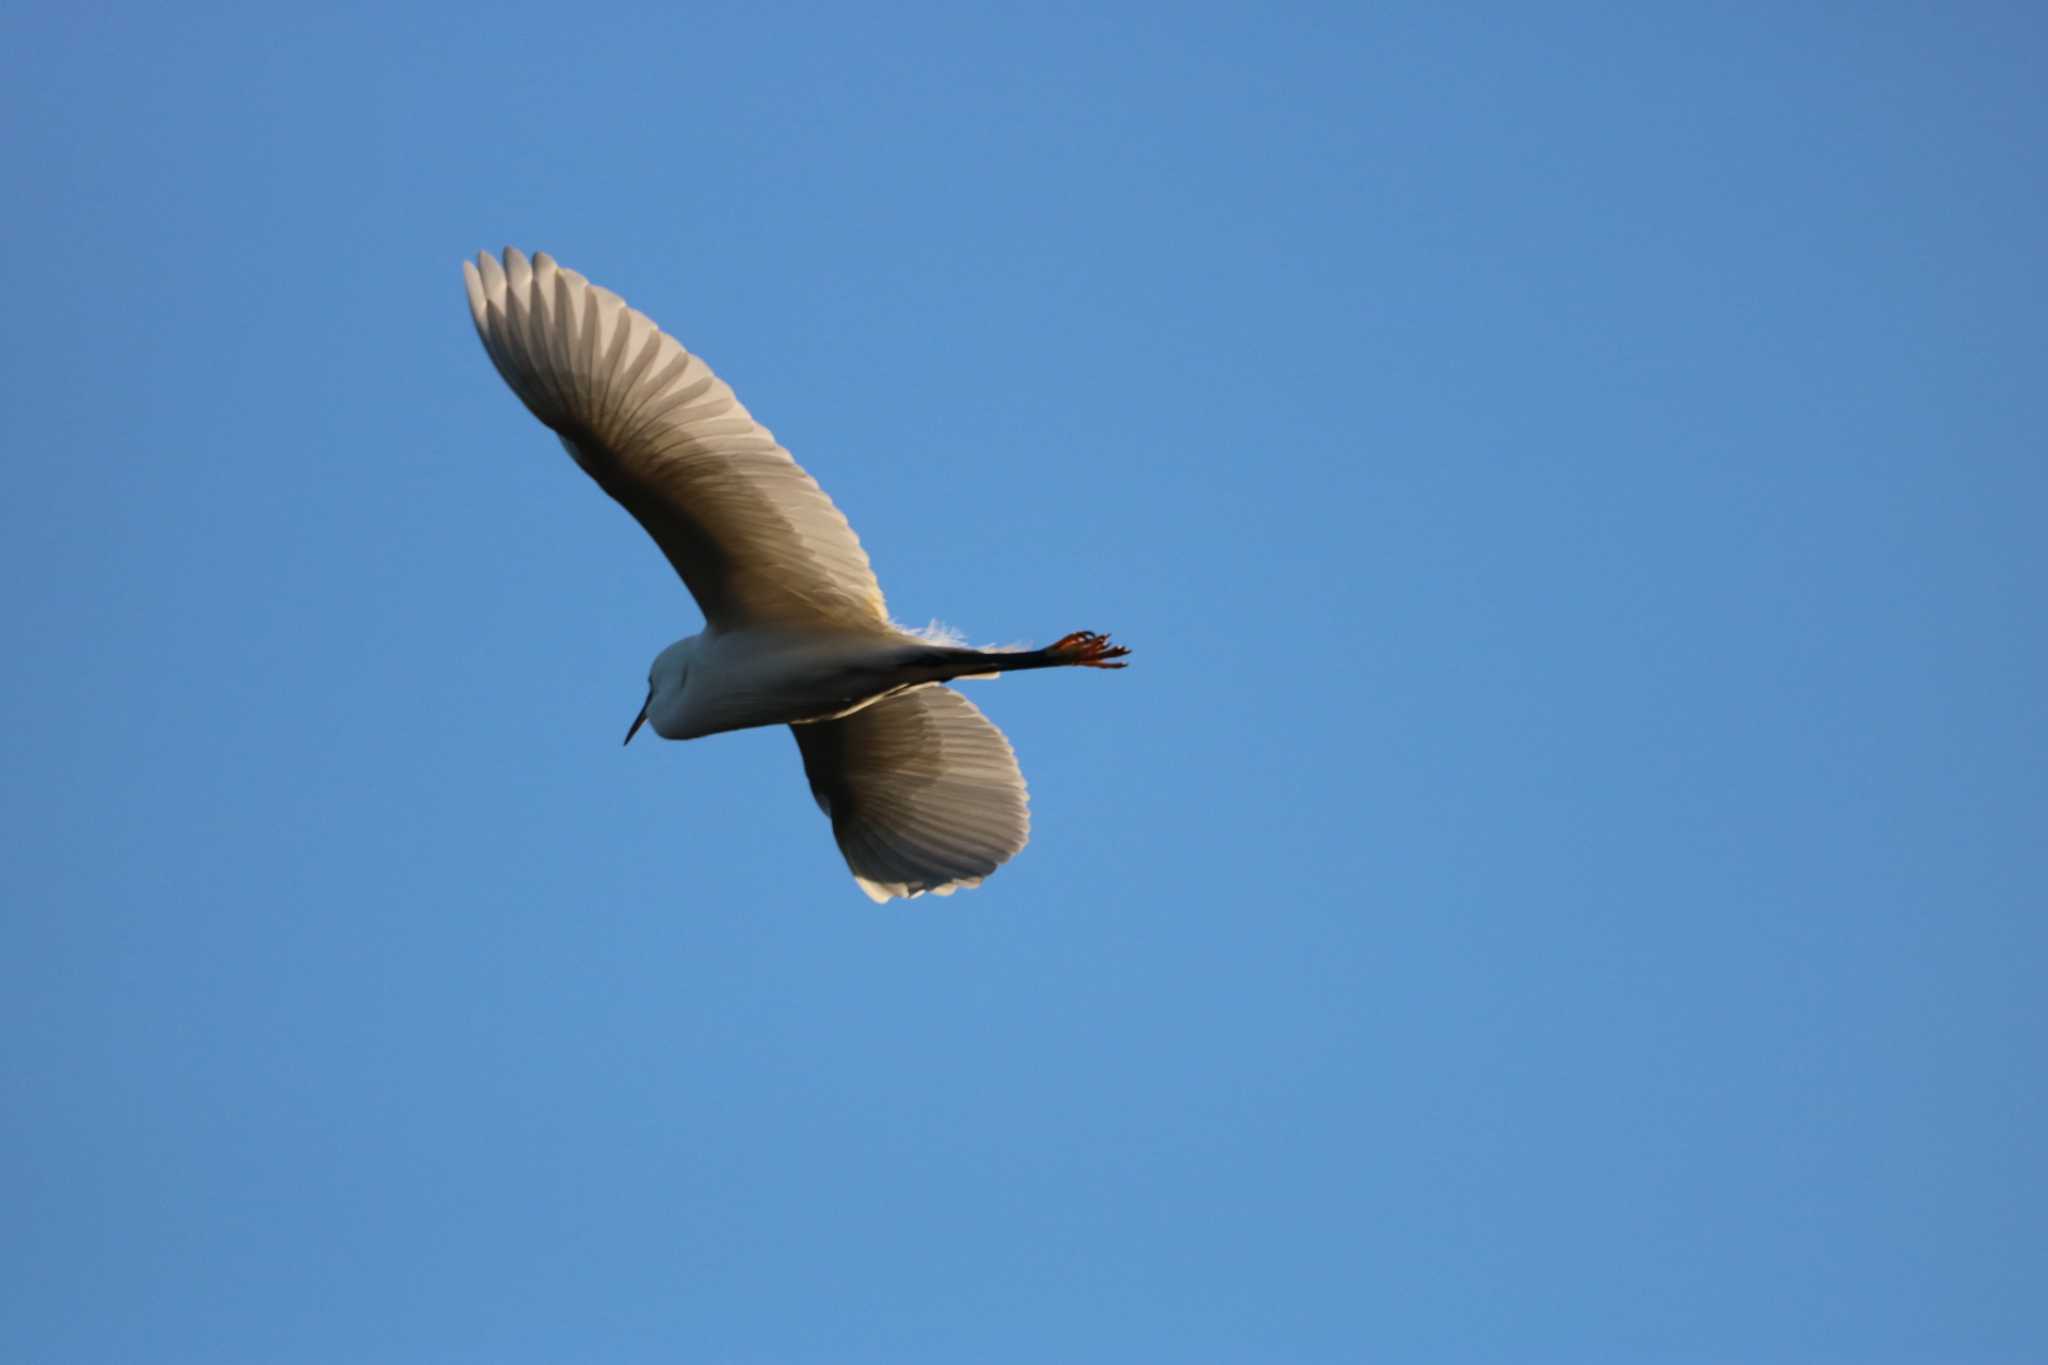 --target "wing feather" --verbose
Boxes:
[462,247,888,631]
[791,686,1032,902]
